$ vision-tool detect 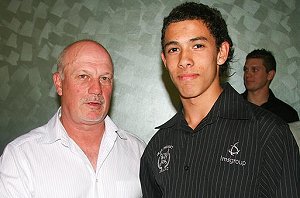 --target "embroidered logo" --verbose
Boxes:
[228,142,240,156]
[220,141,246,166]
[157,145,173,173]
